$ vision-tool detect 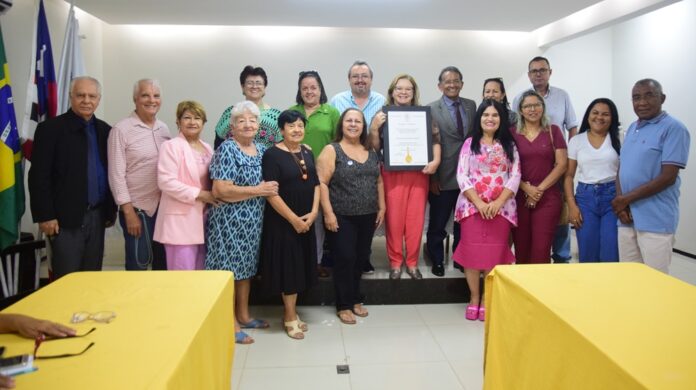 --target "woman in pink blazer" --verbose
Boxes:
[154,101,219,270]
